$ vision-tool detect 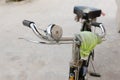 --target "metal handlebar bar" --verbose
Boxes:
[91,22,106,38]
[98,23,106,38]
